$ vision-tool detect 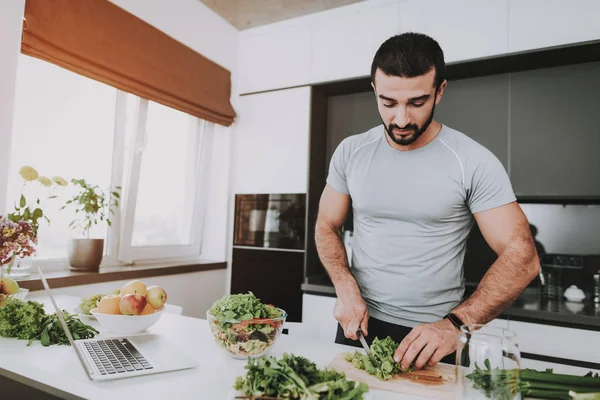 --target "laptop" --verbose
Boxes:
[38,267,199,381]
